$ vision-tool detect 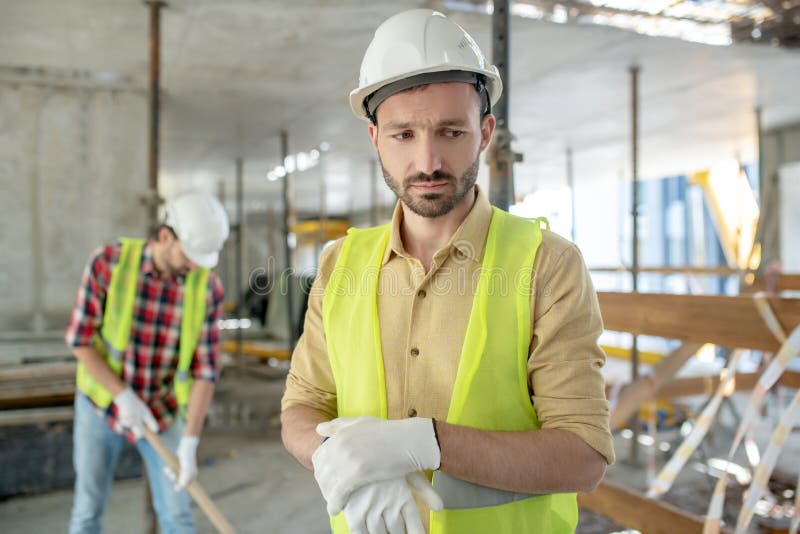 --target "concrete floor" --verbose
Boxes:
[1,363,798,533]
[0,433,330,534]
